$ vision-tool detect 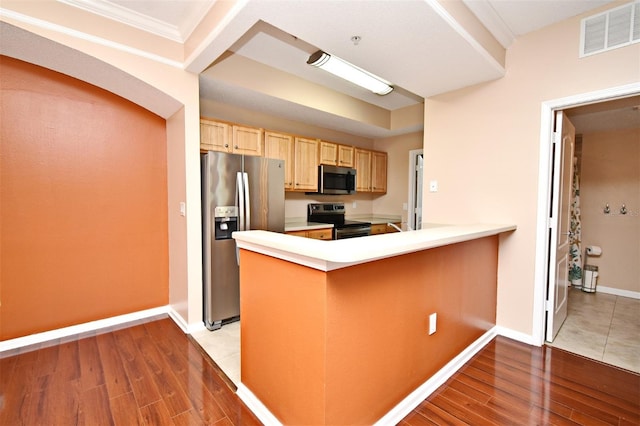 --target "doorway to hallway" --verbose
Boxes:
[535,83,640,351]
